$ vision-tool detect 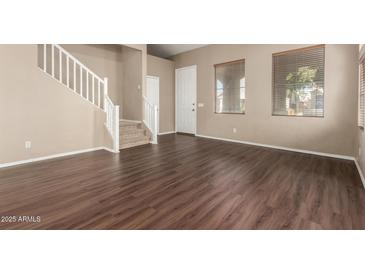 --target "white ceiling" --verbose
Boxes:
[147,44,208,59]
